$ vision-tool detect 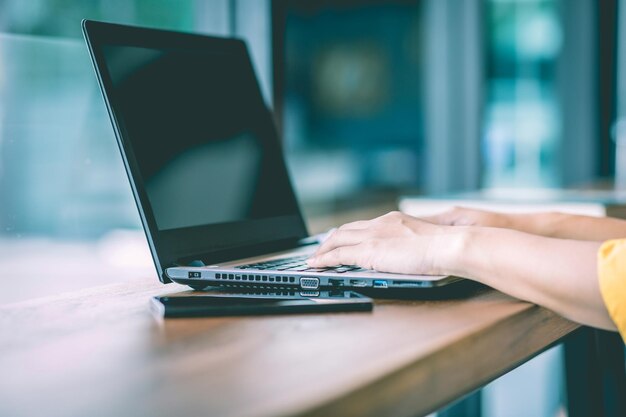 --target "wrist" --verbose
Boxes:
[437,226,499,284]
[432,226,474,277]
